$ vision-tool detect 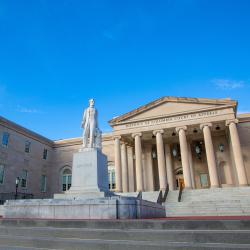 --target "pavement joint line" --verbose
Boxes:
[1,236,250,248]
[1,227,250,233]
[0,245,56,250]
